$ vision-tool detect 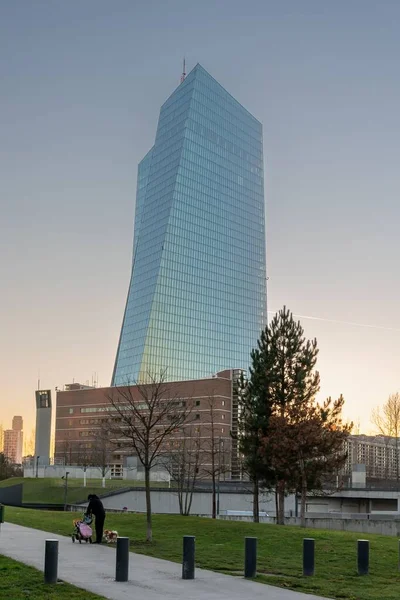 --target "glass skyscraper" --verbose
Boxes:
[112,64,266,386]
